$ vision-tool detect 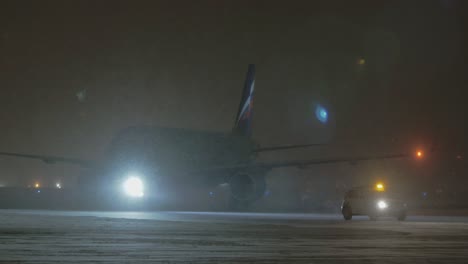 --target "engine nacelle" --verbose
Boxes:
[228,173,266,204]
